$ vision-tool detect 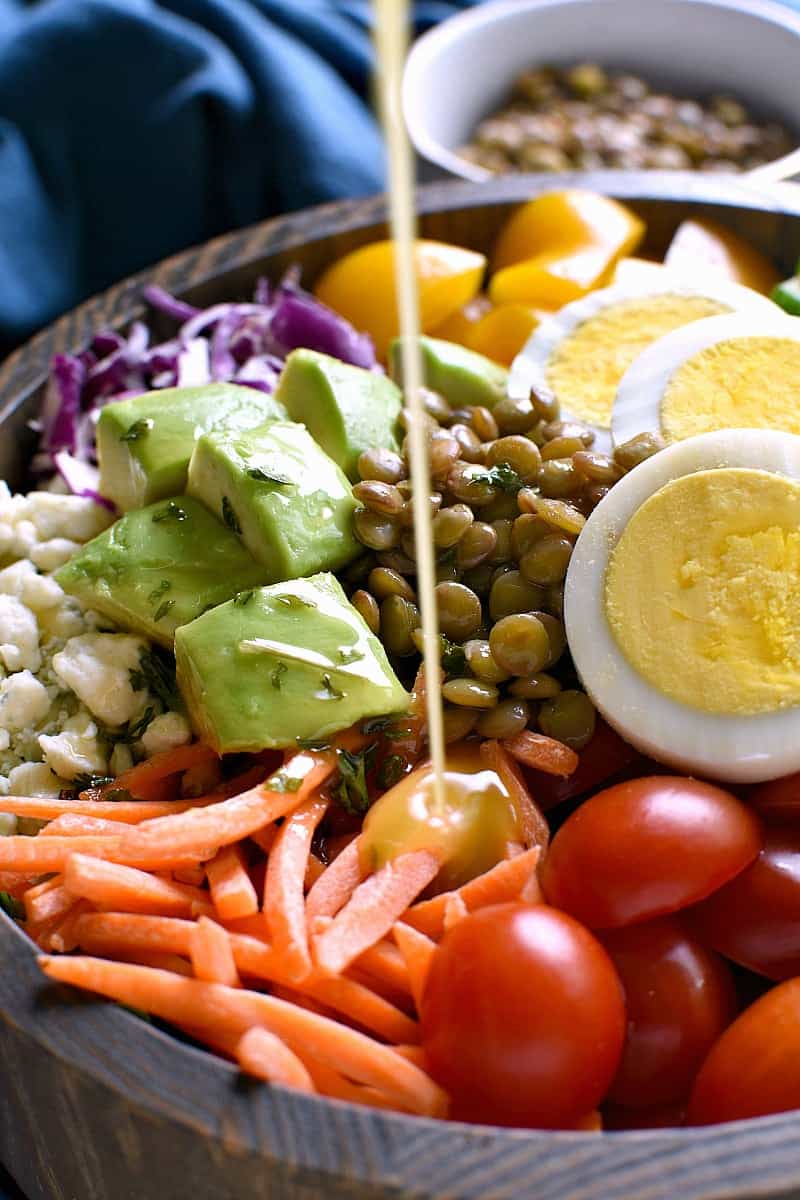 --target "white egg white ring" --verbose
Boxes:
[564,429,800,784]
[507,272,776,453]
[612,310,800,448]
